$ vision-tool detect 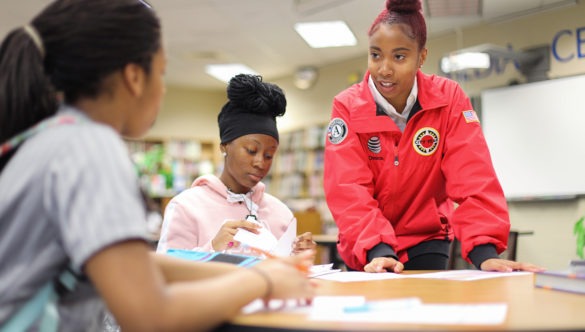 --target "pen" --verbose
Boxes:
[250,247,310,273]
